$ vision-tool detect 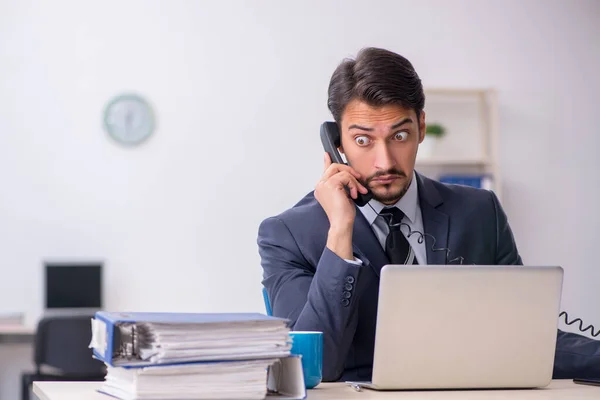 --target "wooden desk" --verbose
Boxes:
[32,380,599,400]
[0,324,35,344]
